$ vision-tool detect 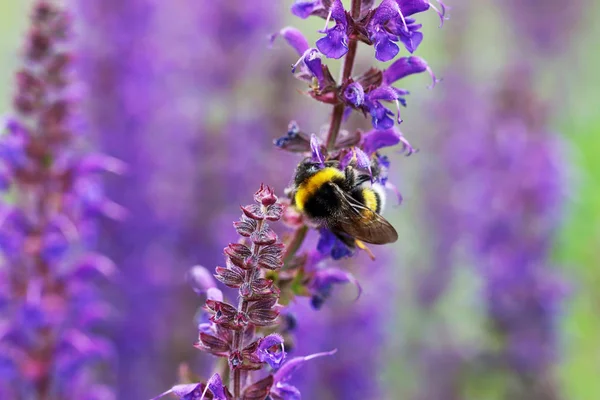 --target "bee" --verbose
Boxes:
[292,158,398,247]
